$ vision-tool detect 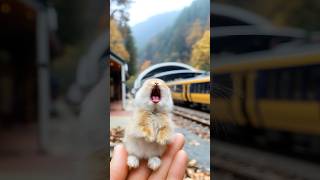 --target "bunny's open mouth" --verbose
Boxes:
[151,85,161,103]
